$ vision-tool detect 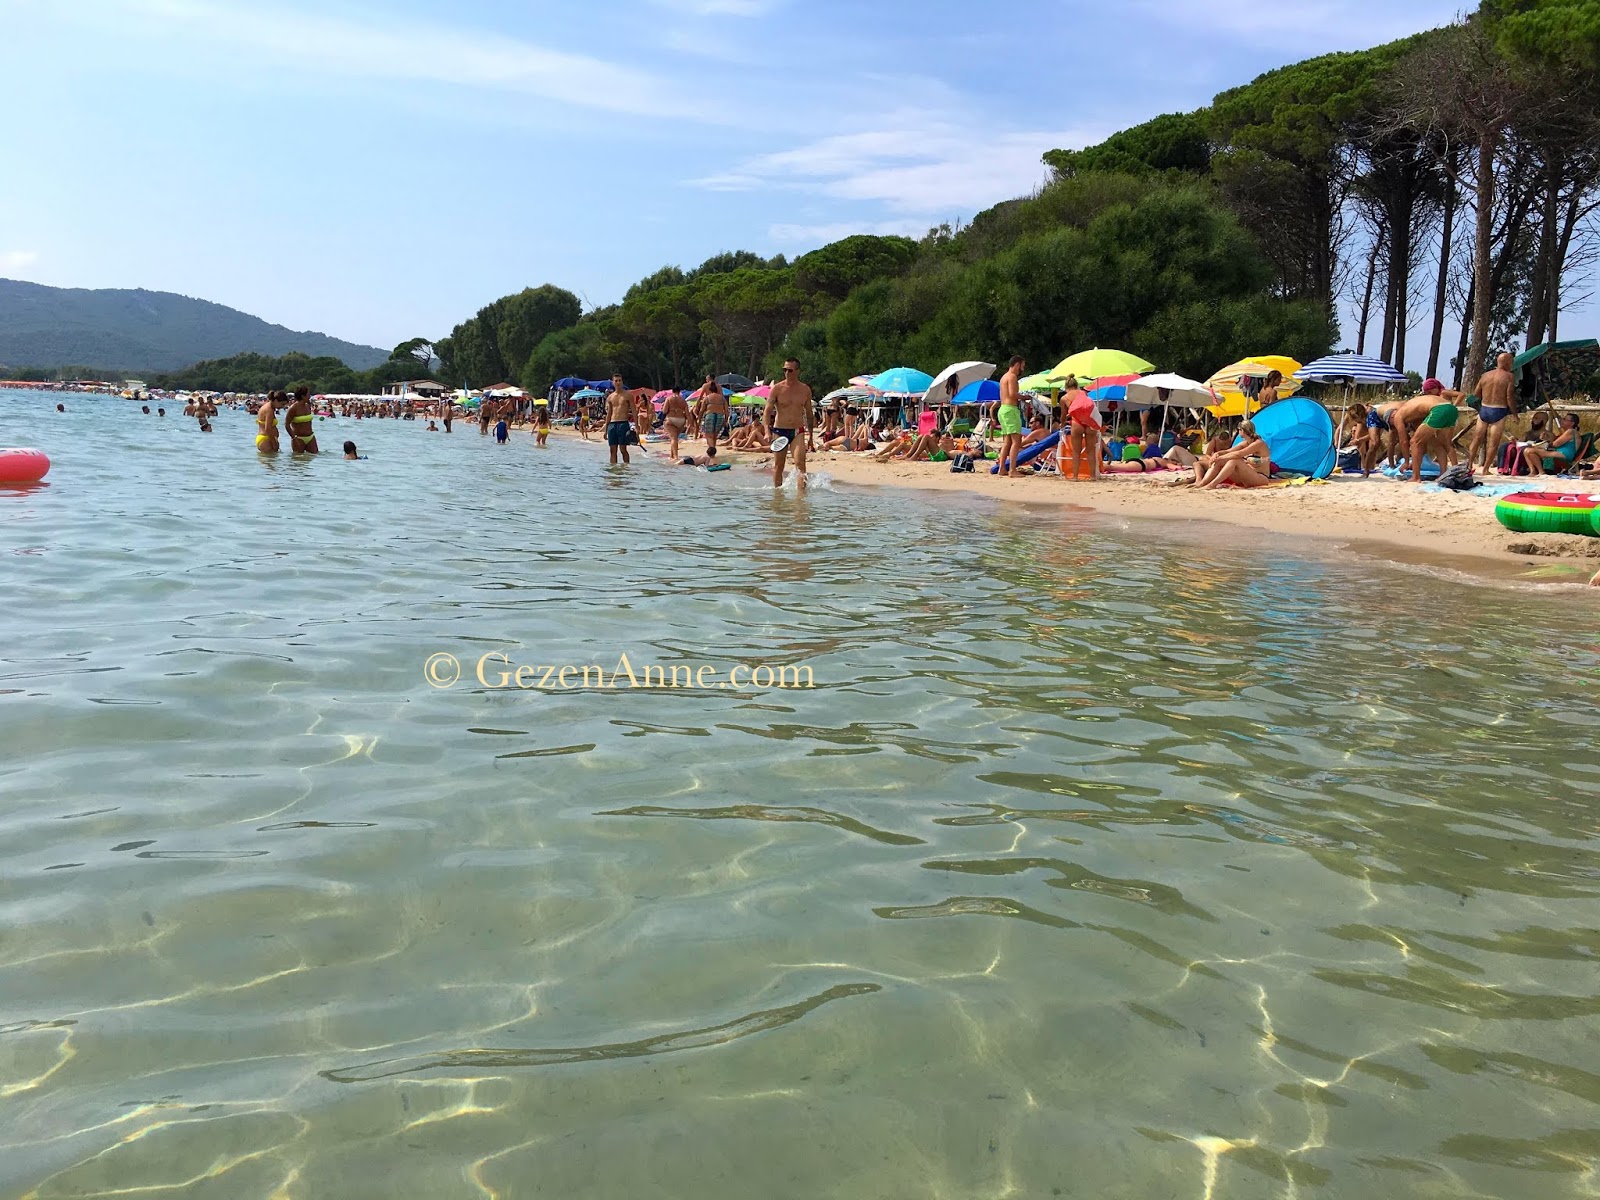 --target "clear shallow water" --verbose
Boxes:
[3,390,1599,1200]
